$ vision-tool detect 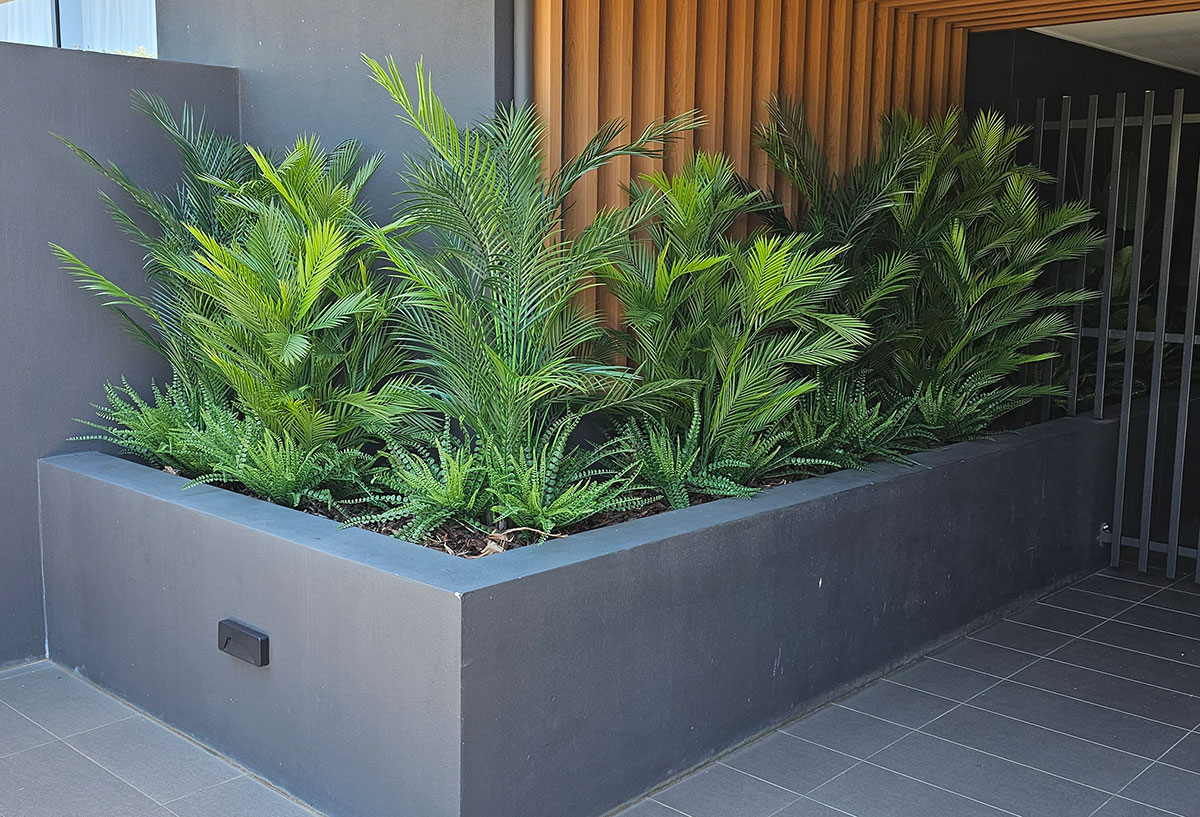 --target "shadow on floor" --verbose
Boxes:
[622,562,1200,817]
[0,662,324,817]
